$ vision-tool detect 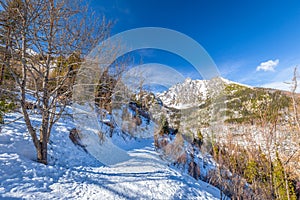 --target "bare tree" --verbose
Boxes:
[0,0,112,164]
[291,67,300,132]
